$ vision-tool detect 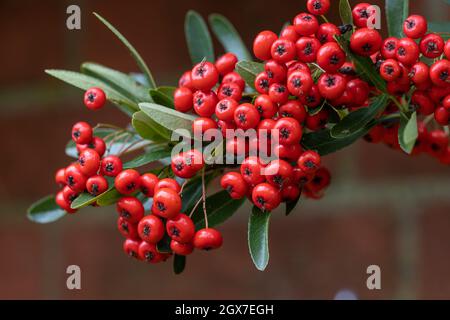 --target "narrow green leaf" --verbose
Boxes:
[157,233,172,253]
[71,177,116,209]
[192,190,246,228]
[302,121,377,156]
[208,14,252,61]
[286,192,301,216]
[96,189,122,207]
[331,95,389,138]
[139,102,197,134]
[81,62,152,103]
[398,111,418,154]
[385,0,409,38]
[335,36,386,91]
[93,13,156,88]
[235,61,264,90]
[185,10,214,64]
[173,255,186,275]
[339,0,353,25]
[45,69,138,116]
[132,111,171,142]
[248,206,270,271]
[149,89,175,109]
[27,195,66,224]
[123,146,171,169]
